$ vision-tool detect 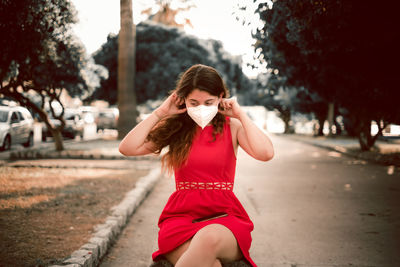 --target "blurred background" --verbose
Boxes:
[1,1,400,266]
[1,0,399,152]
